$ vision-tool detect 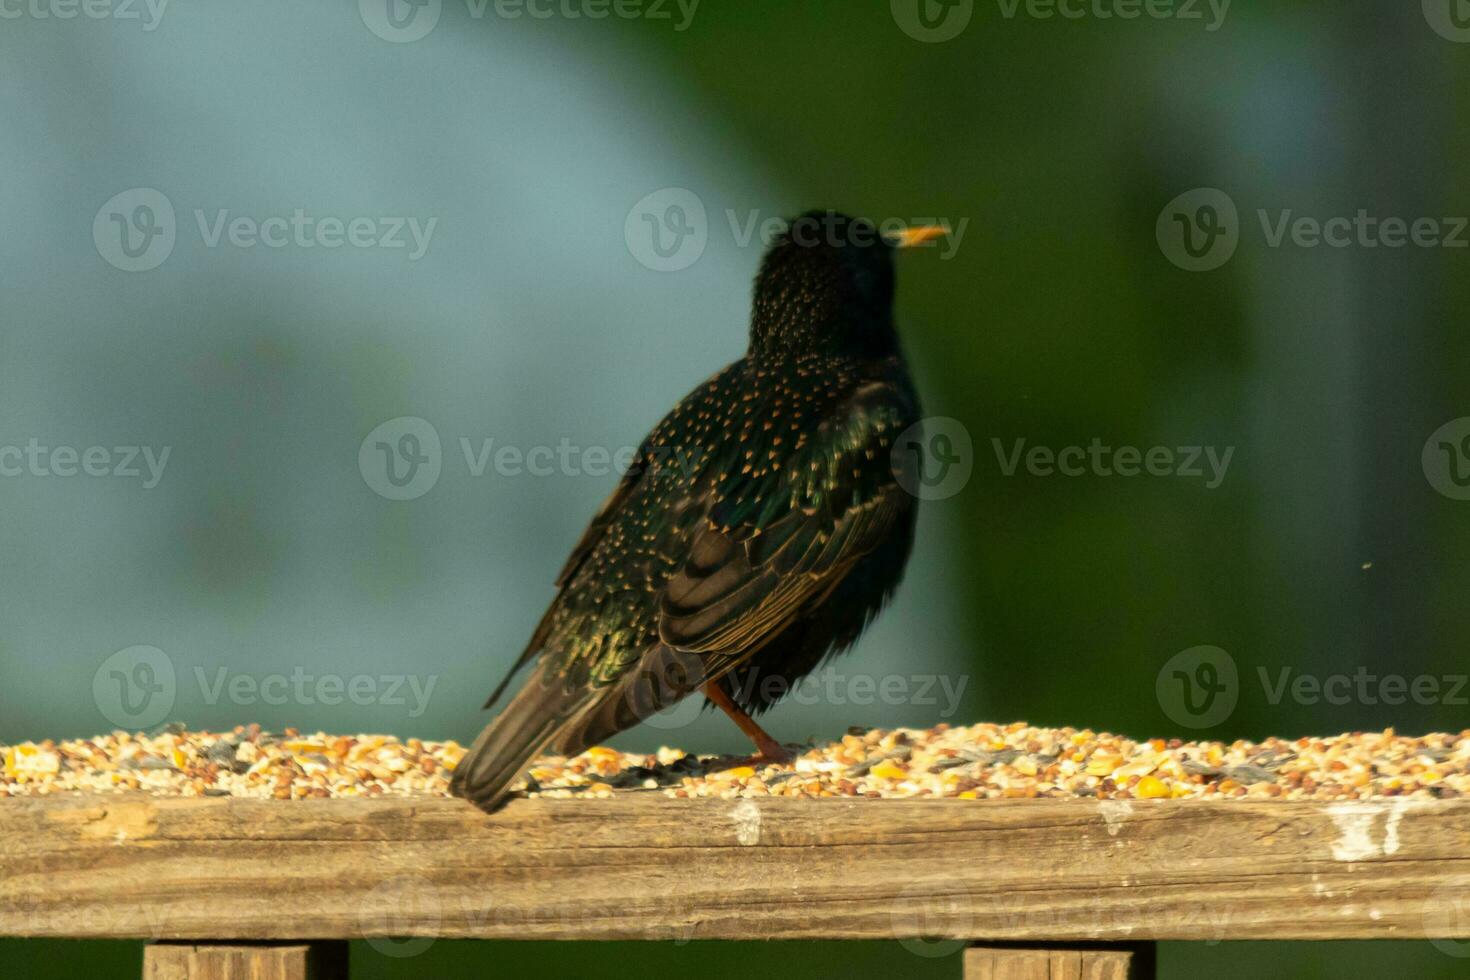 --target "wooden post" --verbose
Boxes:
[143,942,349,980]
[964,943,1156,980]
